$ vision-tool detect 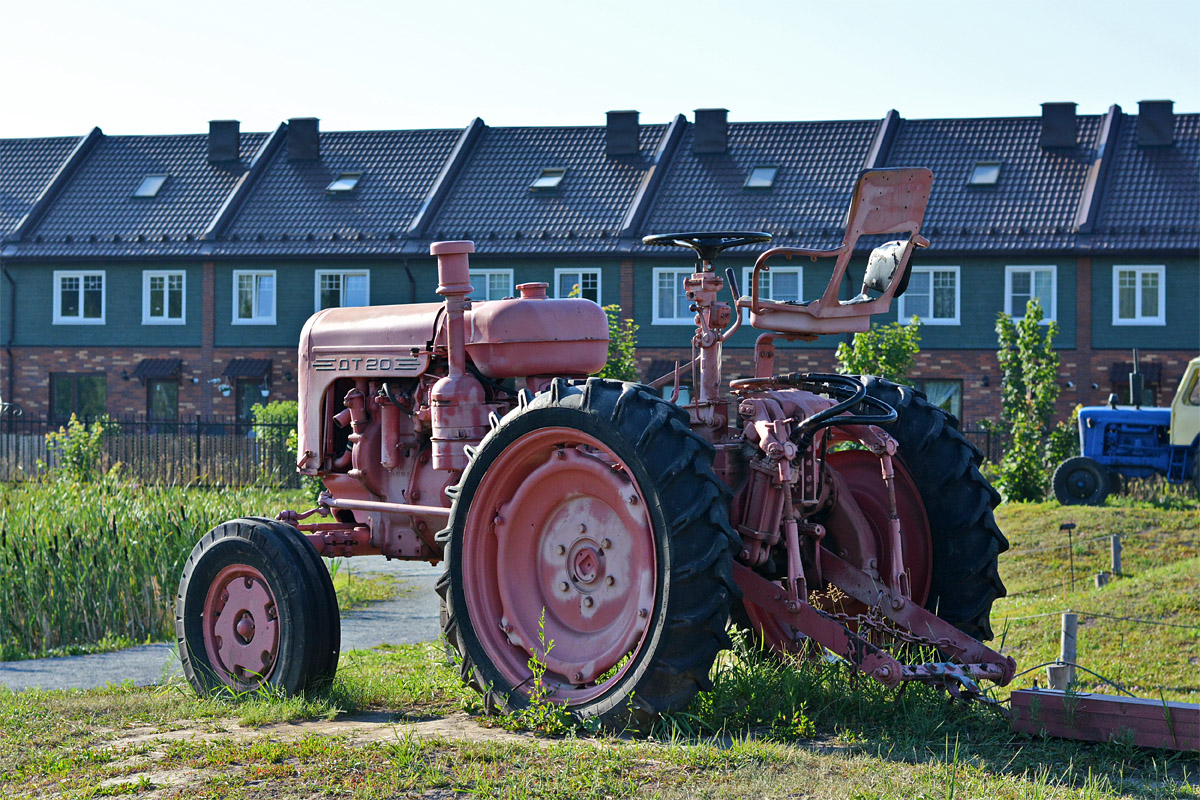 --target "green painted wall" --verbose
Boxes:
[1090,258,1200,350]
[5,262,202,347]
